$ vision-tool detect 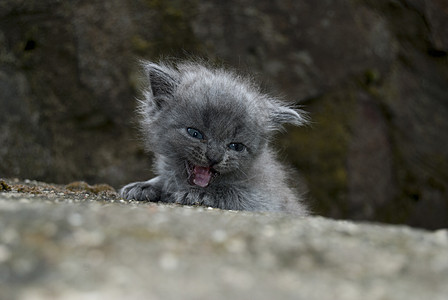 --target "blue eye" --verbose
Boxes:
[187,128,204,140]
[228,143,245,152]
